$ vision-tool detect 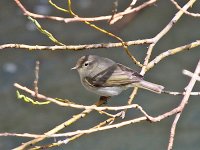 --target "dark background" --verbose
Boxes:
[0,0,200,149]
